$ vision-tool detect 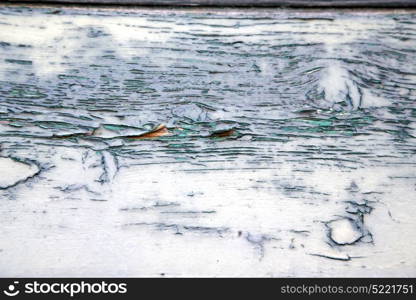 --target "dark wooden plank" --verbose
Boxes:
[4,0,416,8]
